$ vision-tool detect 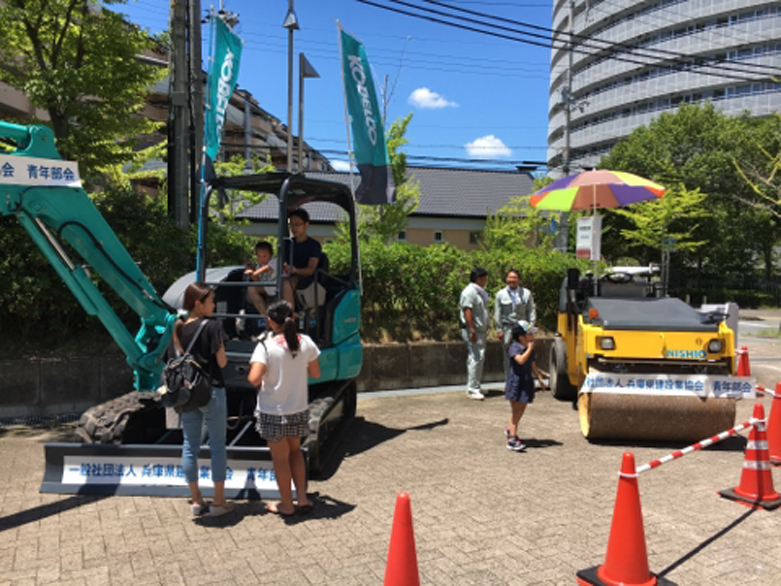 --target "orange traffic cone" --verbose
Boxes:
[736,346,751,377]
[384,492,420,586]
[768,383,781,466]
[719,403,781,510]
[577,453,672,586]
